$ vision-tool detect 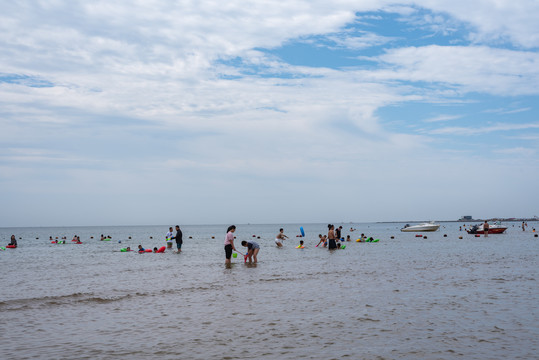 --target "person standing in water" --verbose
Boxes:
[165,227,174,249]
[275,228,288,247]
[327,224,337,249]
[172,225,183,253]
[483,220,489,237]
[224,225,237,265]
[336,226,343,241]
